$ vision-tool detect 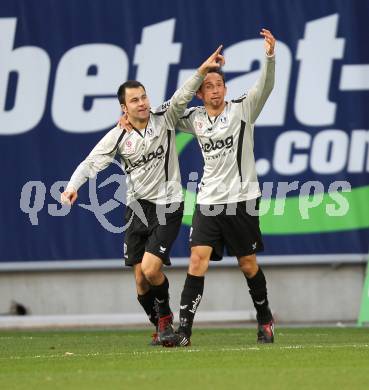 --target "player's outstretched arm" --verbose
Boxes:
[60,127,124,206]
[163,46,225,128]
[248,29,276,123]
